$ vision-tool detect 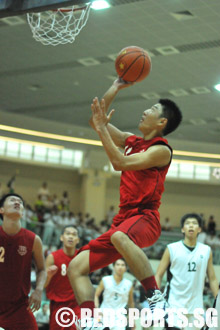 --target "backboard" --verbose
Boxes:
[0,0,92,18]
